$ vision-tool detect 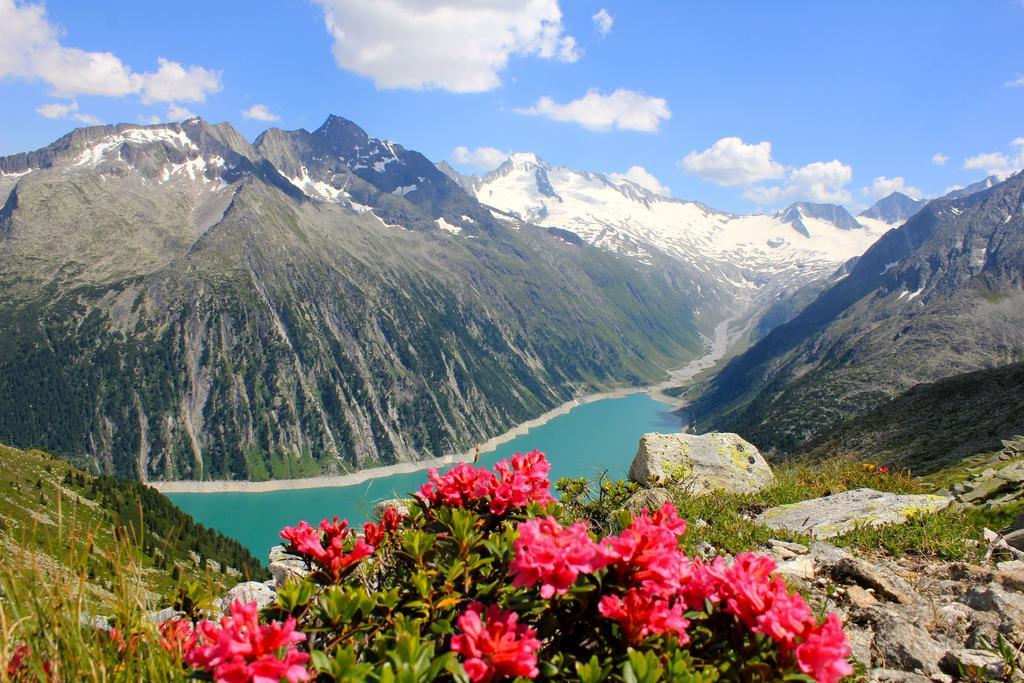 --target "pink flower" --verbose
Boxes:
[795,614,853,683]
[280,517,374,582]
[363,505,405,548]
[598,589,690,645]
[752,579,816,652]
[416,463,497,509]
[603,502,690,596]
[451,603,540,683]
[677,555,729,611]
[509,516,611,598]
[490,450,555,515]
[185,601,310,683]
[160,619,198,657]
[720,552,778,627]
